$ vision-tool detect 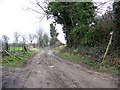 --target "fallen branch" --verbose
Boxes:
[4,50,22,60]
